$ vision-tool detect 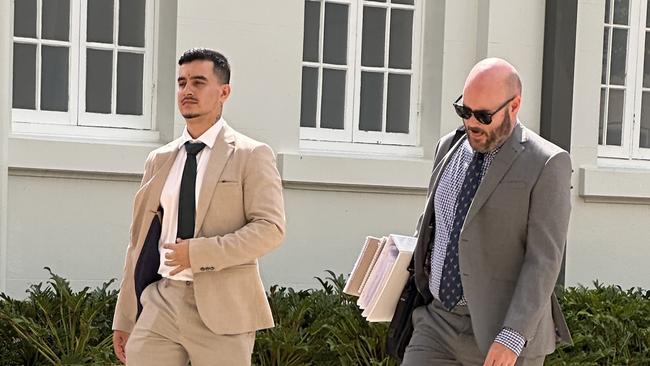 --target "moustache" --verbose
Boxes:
[182,97,198,103]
